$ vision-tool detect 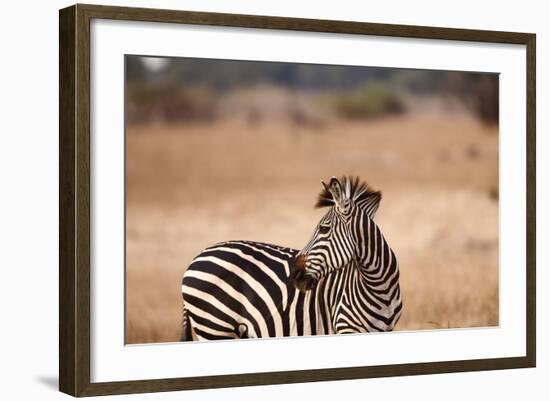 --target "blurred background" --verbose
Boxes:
[125,55,499,344]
